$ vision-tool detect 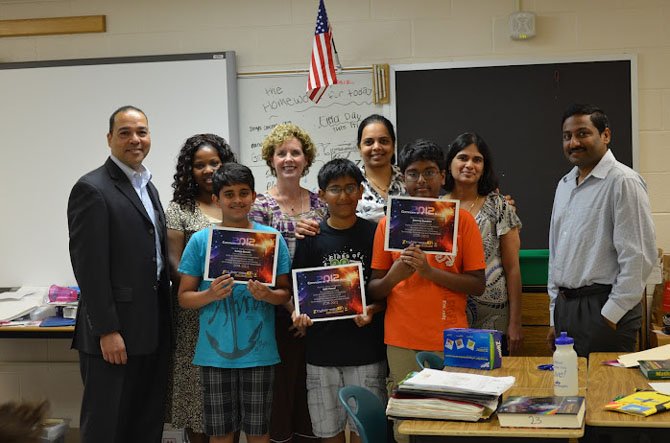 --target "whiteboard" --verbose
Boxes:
[238,70,382,192]
[0,52,237,286]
